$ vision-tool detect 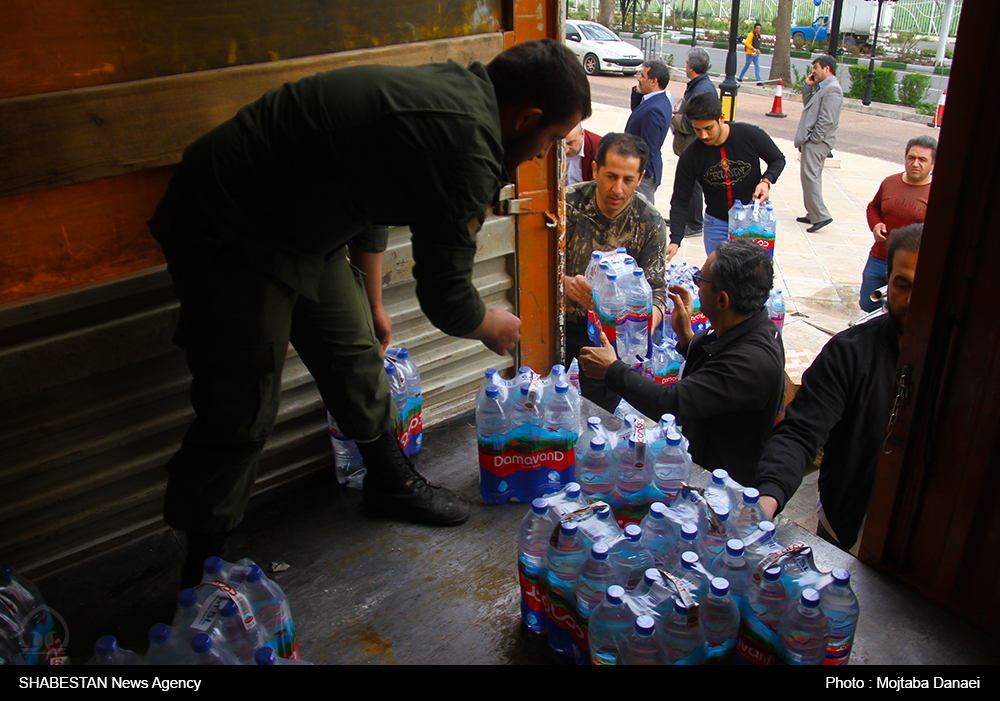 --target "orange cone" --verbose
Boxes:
[766,79,787,118]
[930,89,946,128]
